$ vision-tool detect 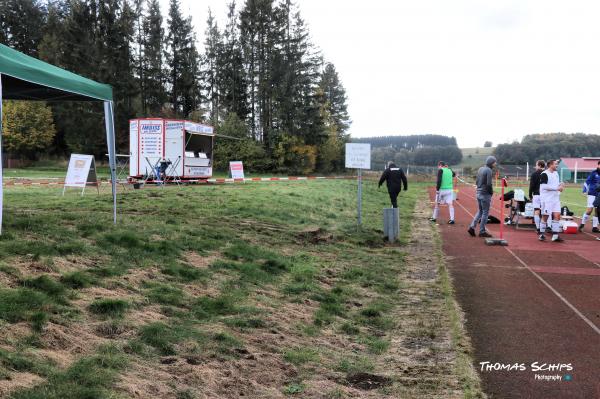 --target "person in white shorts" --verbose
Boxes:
[580,160,600,232]
[430,161,456,224]
[528,160,545,233]
[539,159,565,242]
